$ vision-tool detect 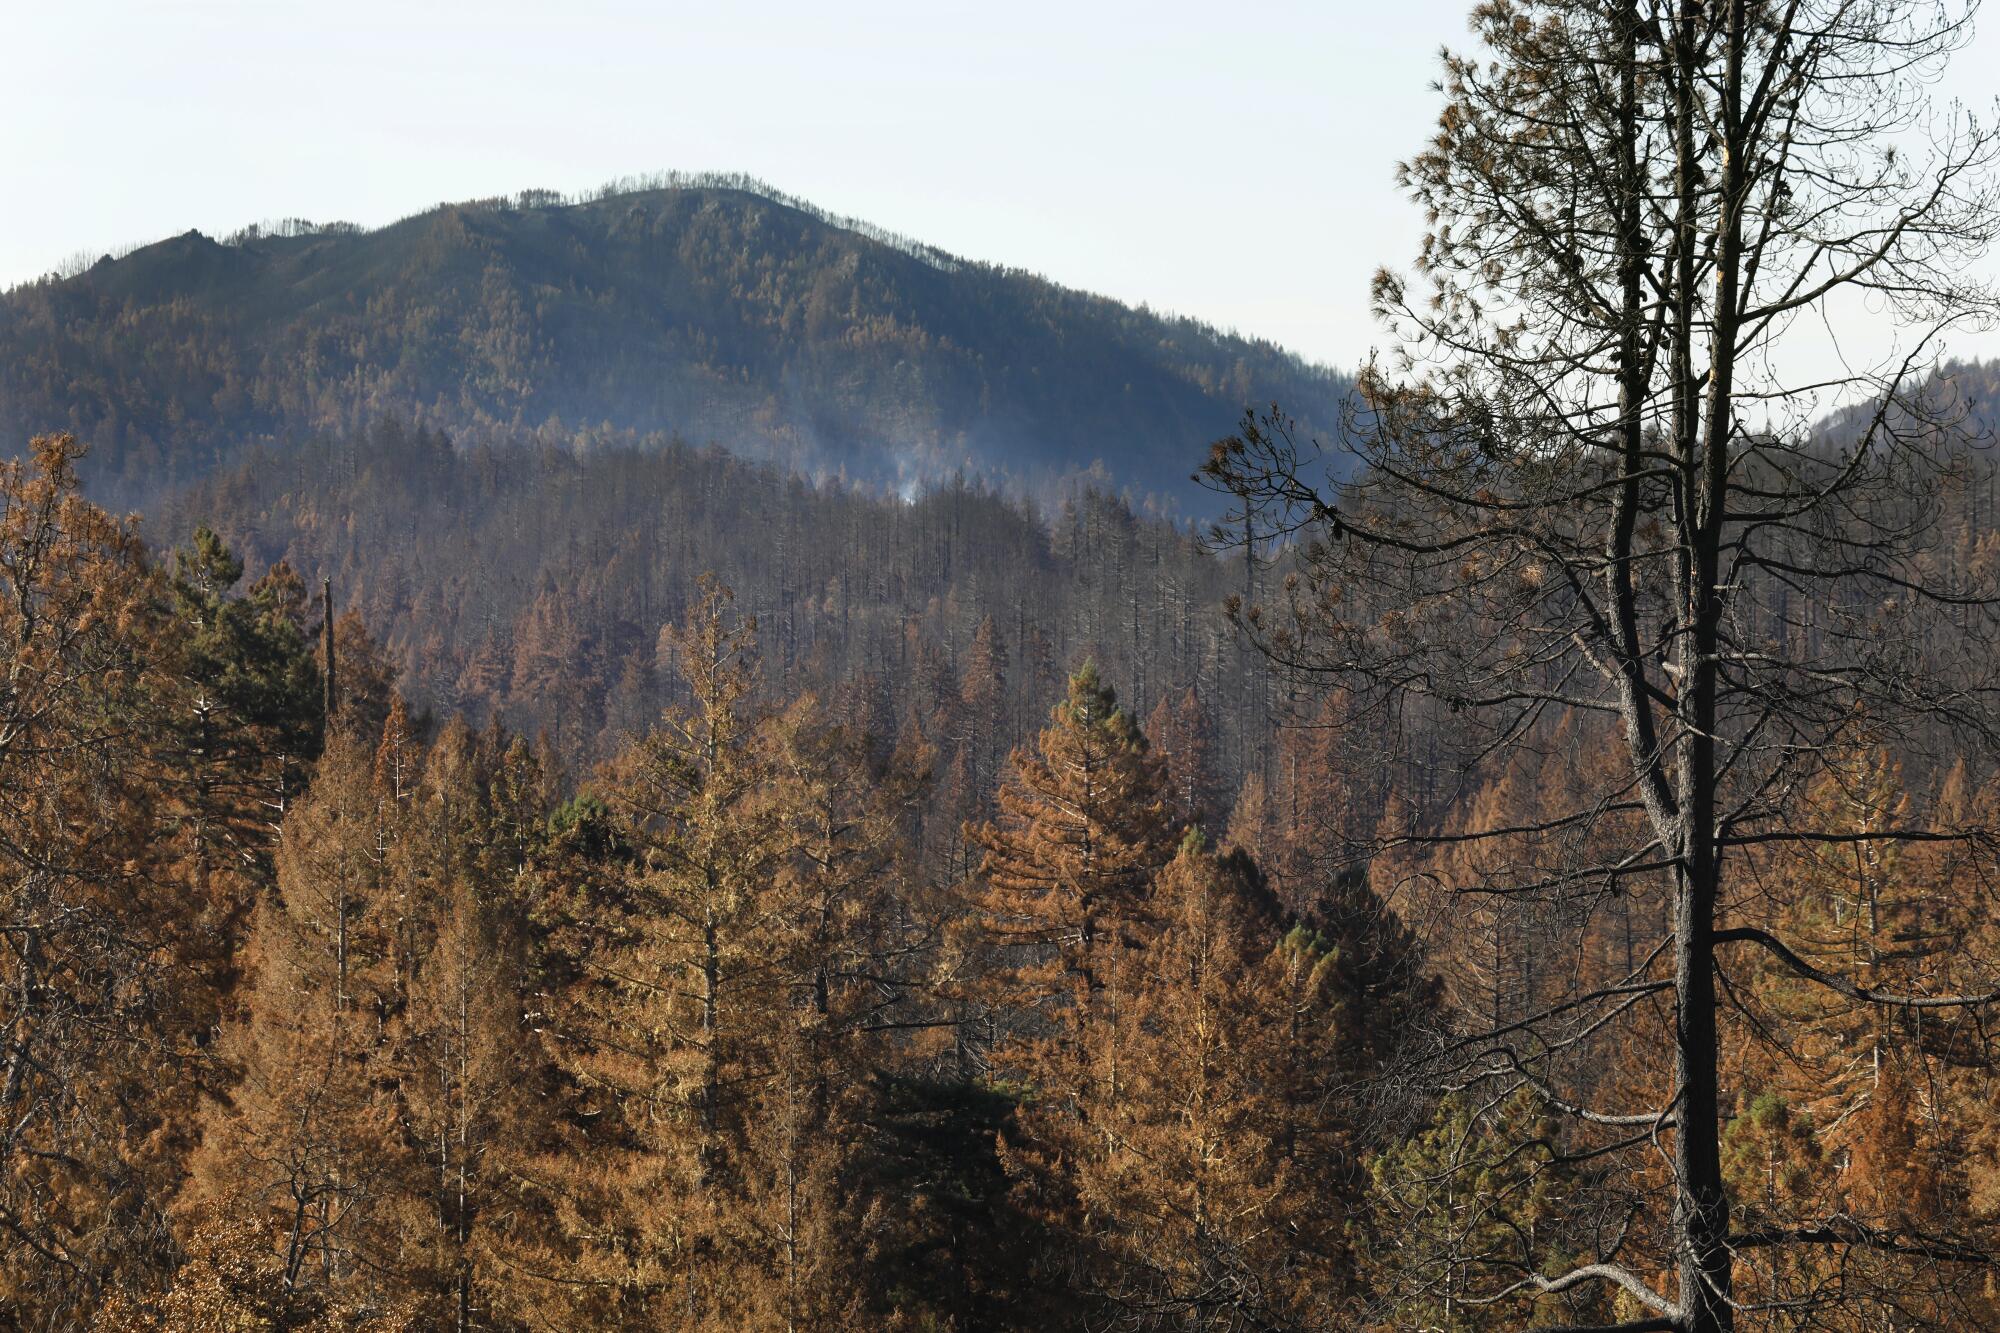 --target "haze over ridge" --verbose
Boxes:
[0,176,1353,514]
